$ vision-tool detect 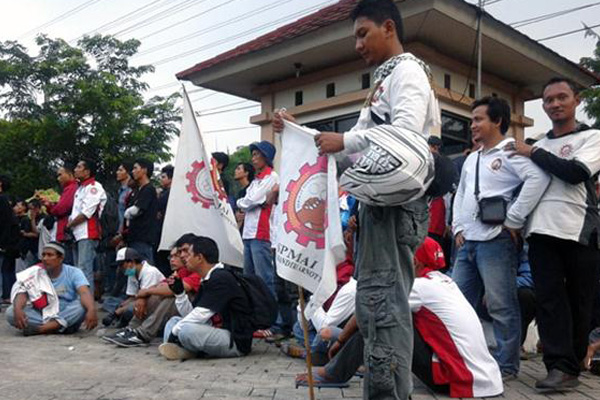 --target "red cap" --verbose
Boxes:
[415,237,445,276]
